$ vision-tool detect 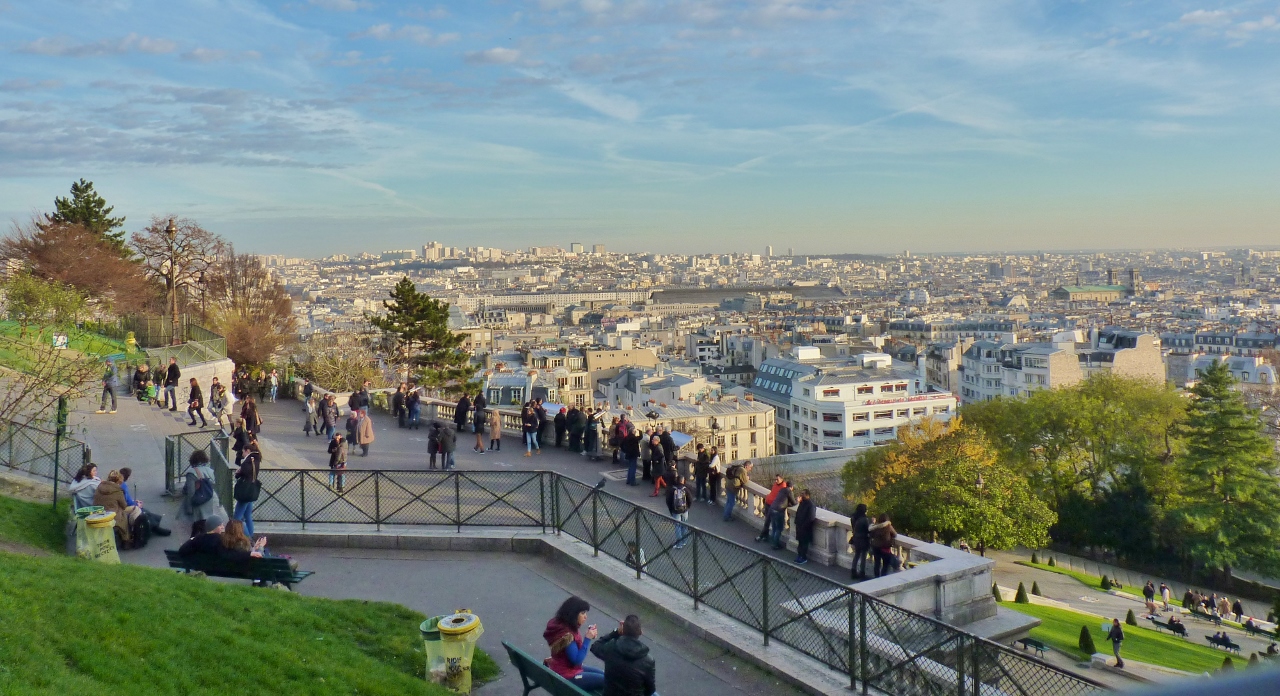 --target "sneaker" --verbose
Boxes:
[796,558,808,565]
[96,410,105,414]
[108,410,116,414]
